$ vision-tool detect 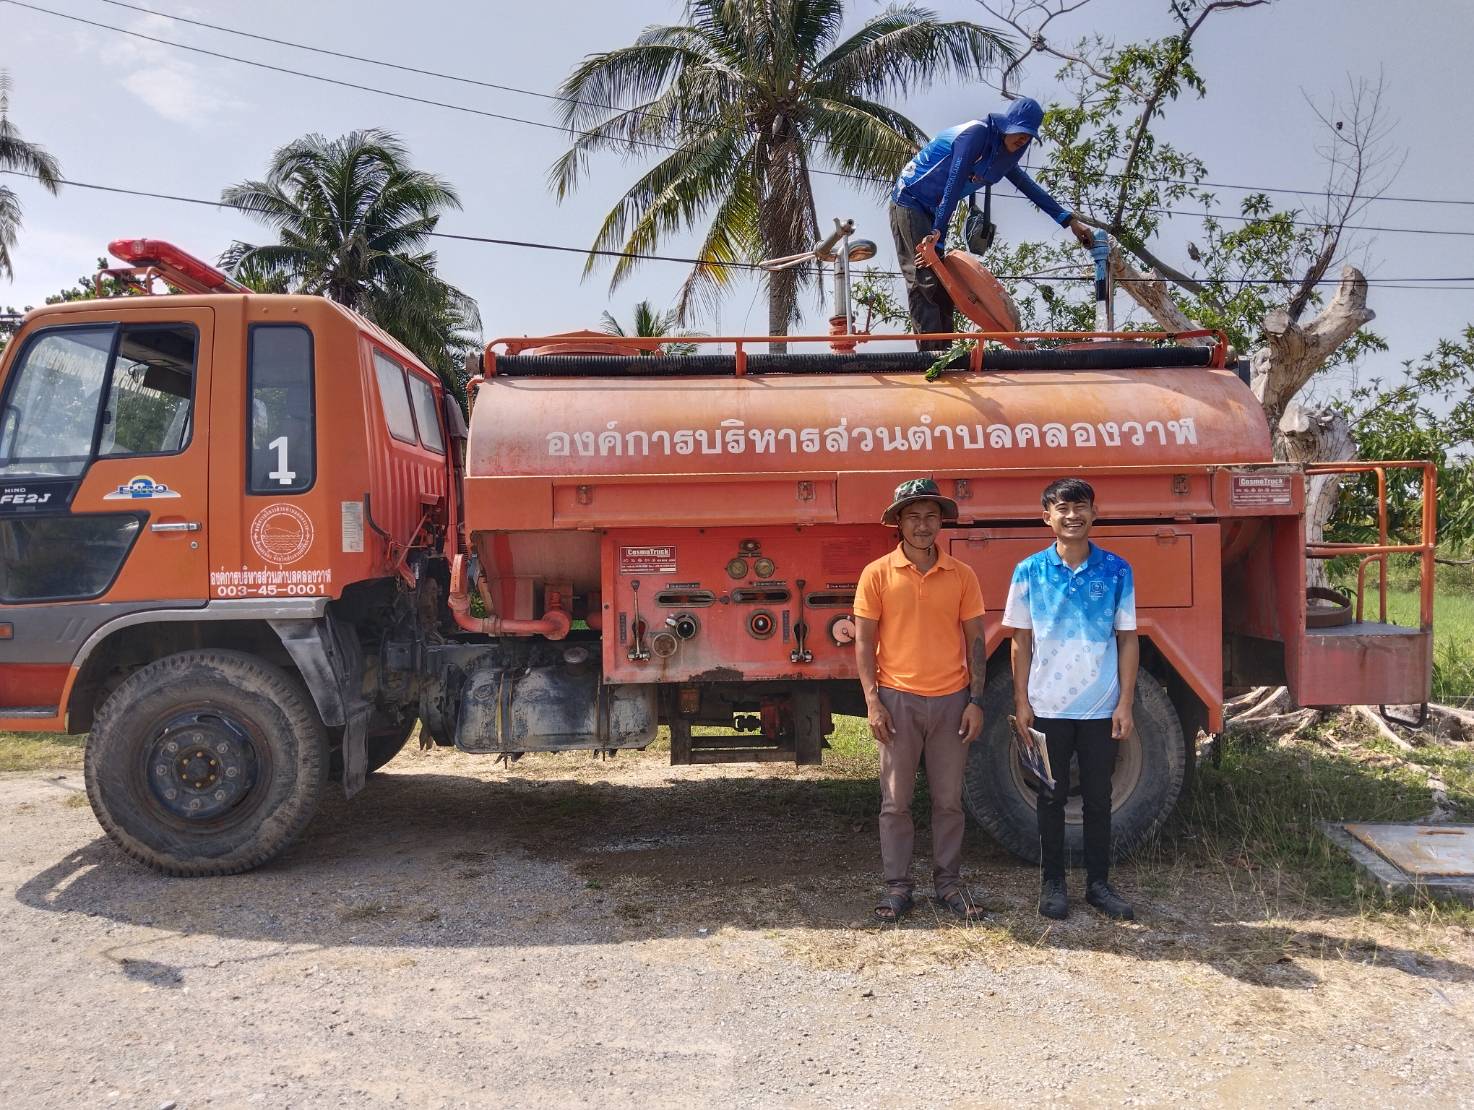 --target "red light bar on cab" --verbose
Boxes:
[107,238,249,295]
